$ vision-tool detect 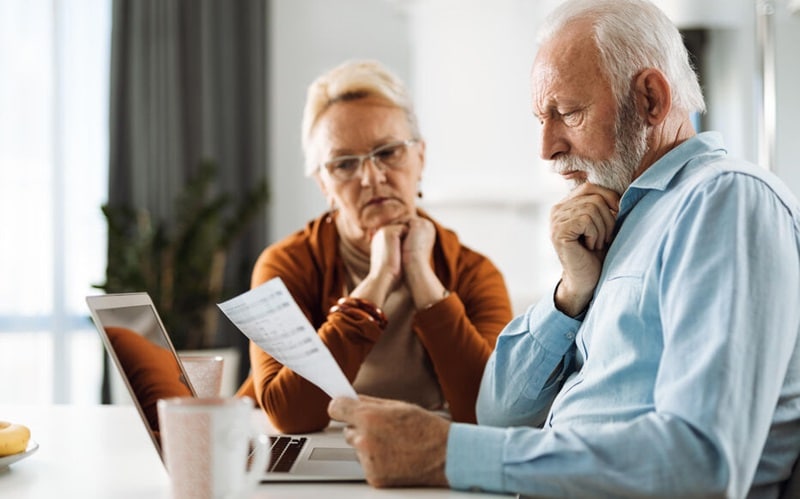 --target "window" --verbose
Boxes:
[0,0,111,404]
